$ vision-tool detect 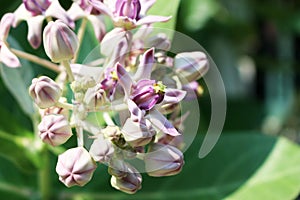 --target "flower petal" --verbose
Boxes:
[87,15,106,41]
[134,47,154,80]
[127,99,145,122]
[67,2,87,21]
[0,43,21,68]
[148,109,180,136]
[0,13,15,41]
[161,89,186,105]
[45,0,75,29]
[13,4,32,27]
[139,0,156,15]
[116,63,133,98]
[89,0,114,18]
[27,15,44,49]
[136,15,171,26]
